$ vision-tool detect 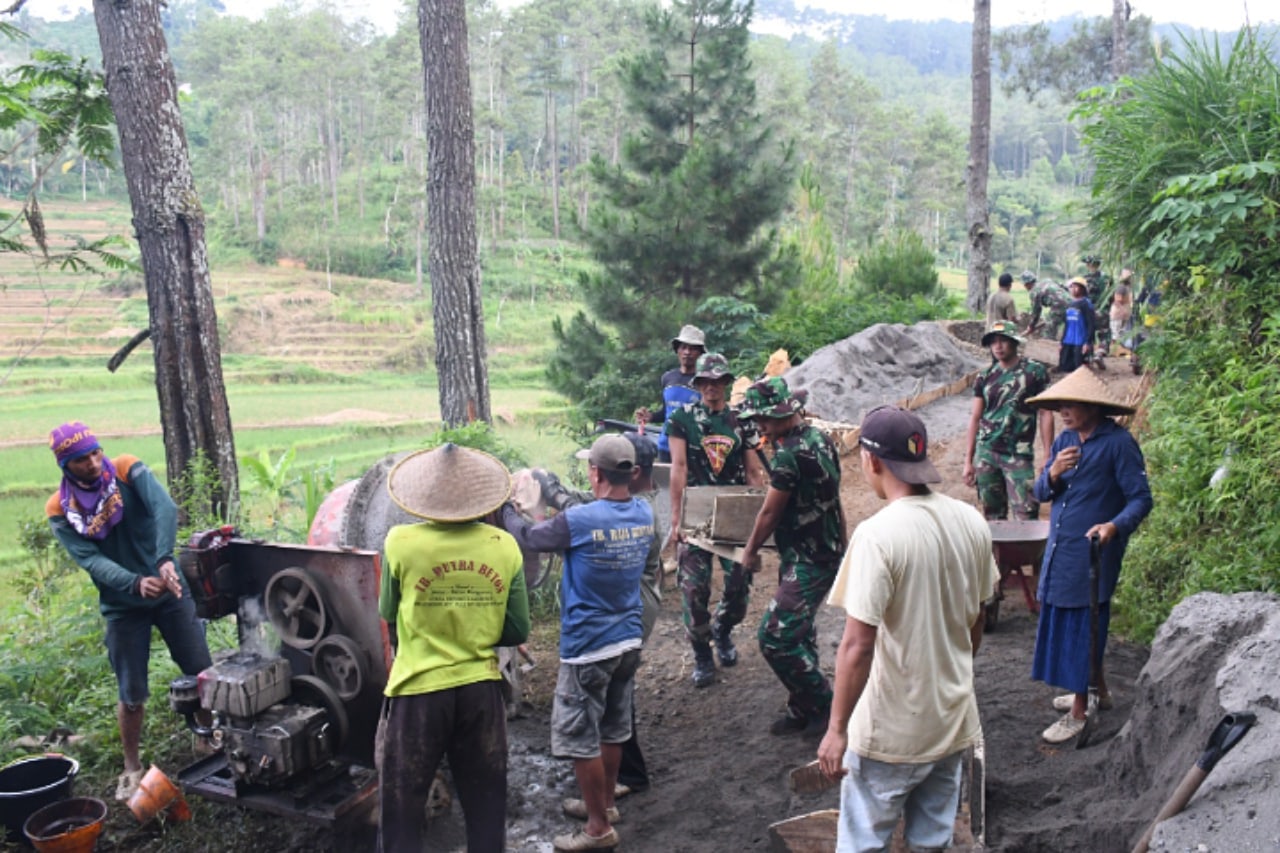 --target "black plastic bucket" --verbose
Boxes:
[0,755,79,840]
